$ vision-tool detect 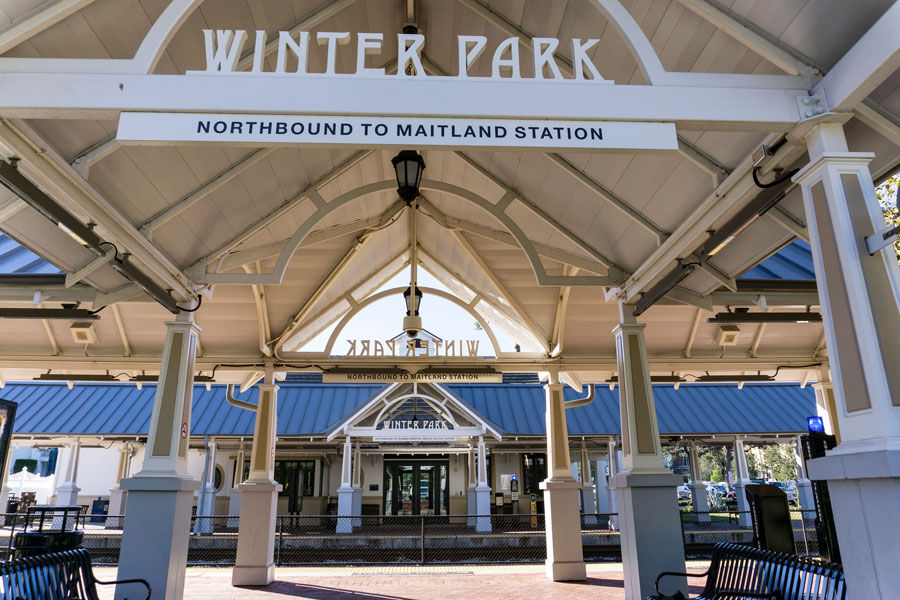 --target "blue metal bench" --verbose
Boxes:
[0,547,150,600]
[650,542,846,600]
